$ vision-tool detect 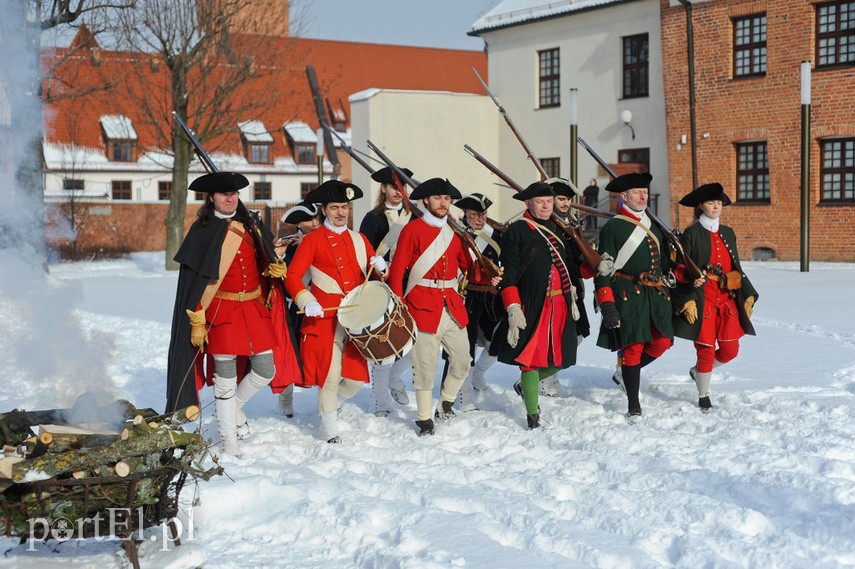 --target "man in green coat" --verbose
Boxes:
[491,182,584,429]
[594,173,675,420]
